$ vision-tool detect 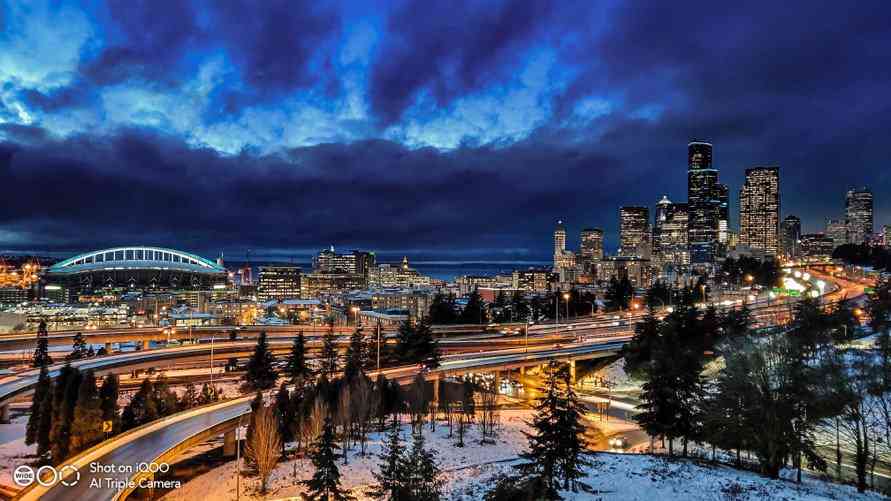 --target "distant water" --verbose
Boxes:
[226,260,550,282]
